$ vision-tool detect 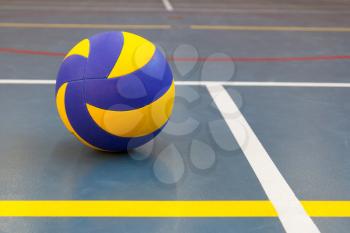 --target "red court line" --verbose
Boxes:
[1,47,350,62]
[0,48,65,57]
